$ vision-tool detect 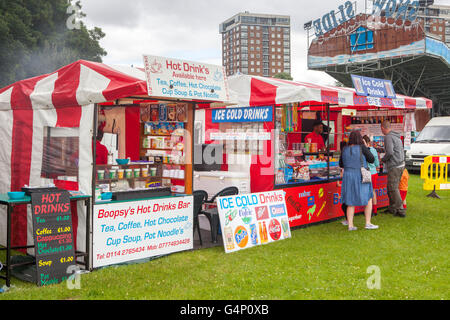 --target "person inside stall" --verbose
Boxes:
[95,124,109,165]
[304,120,326,151]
